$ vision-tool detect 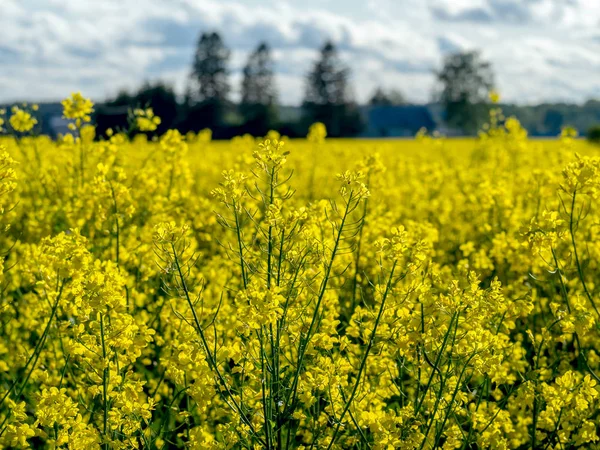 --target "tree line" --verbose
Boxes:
[95,31,496,138]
